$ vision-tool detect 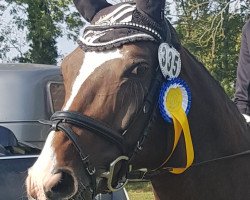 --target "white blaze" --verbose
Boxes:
[63,49,122,111]
[27,50,123,199]
[33,131,55,170]
[30,49,122,177]
[28,131,56,194]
